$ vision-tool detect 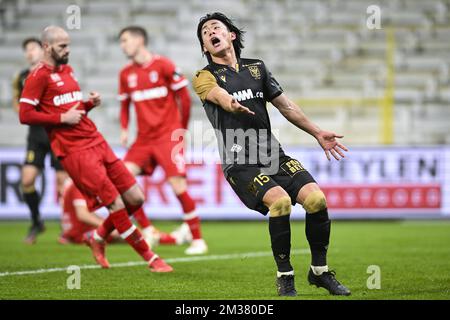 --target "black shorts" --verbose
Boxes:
[24,127,63,171]
[225,156,316,215]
